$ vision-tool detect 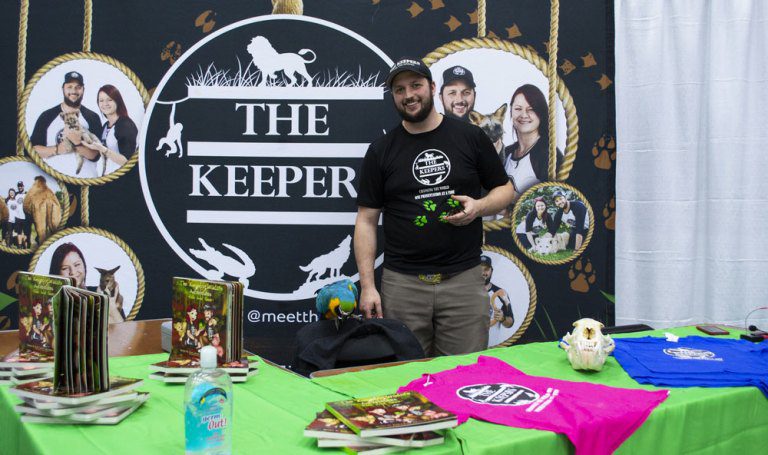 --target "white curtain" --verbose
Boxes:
[615,0,768,329]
